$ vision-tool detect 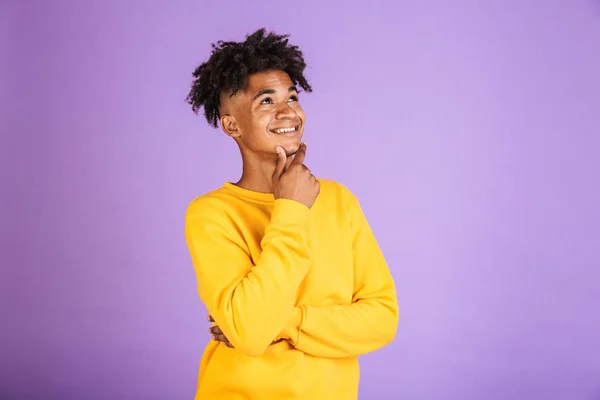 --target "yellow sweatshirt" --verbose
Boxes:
[184,179,398,400]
